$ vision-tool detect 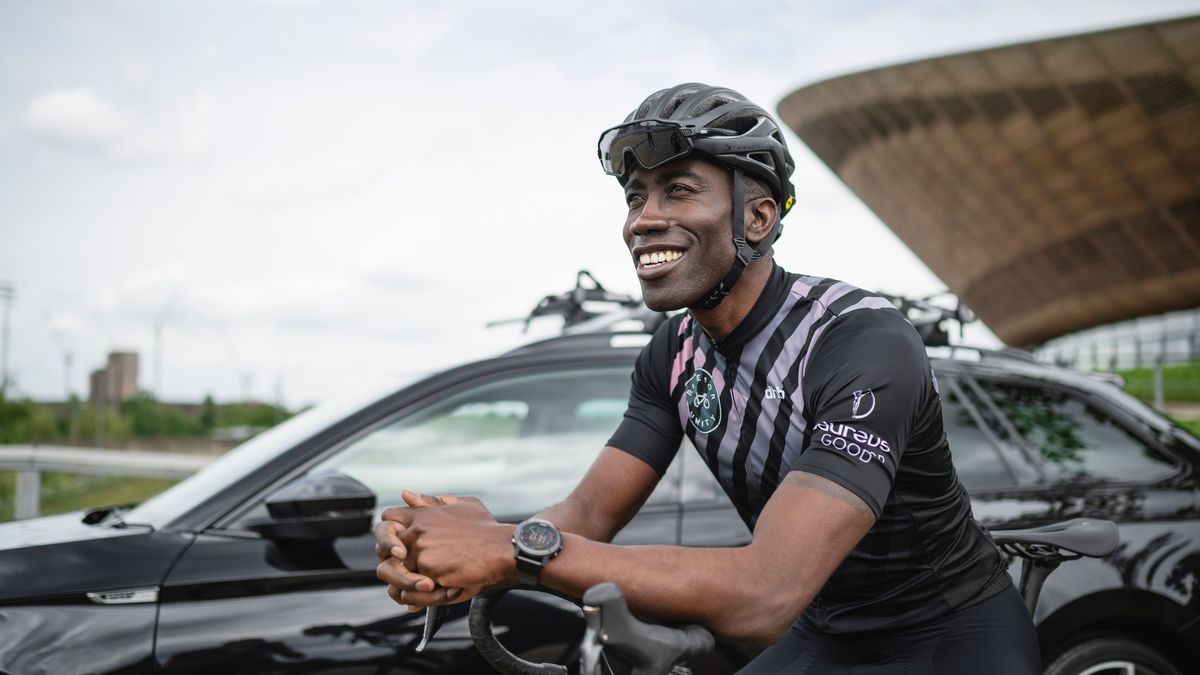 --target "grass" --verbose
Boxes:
[0,471,179,523]
[1117,361,1200,402]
